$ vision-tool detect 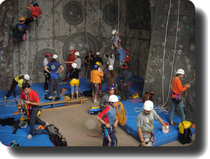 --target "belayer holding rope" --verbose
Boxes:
[169,69,190,126]
[97,95,119,146]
